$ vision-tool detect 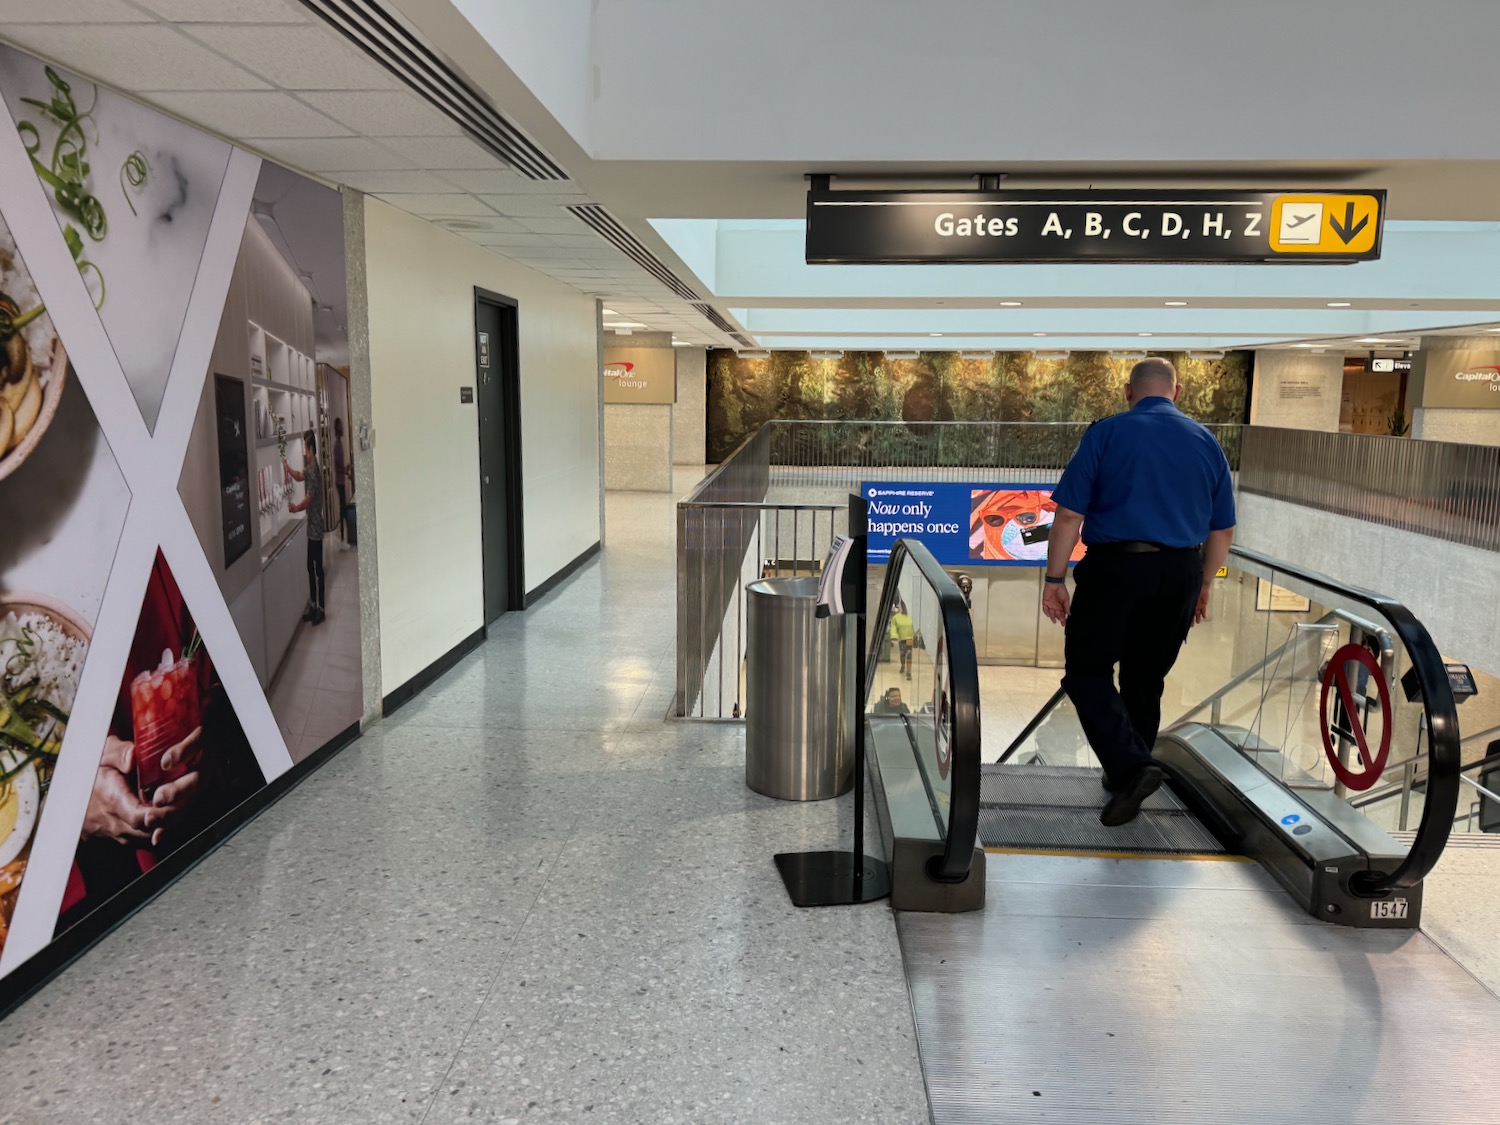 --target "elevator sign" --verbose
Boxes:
[806,188,1386,264]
